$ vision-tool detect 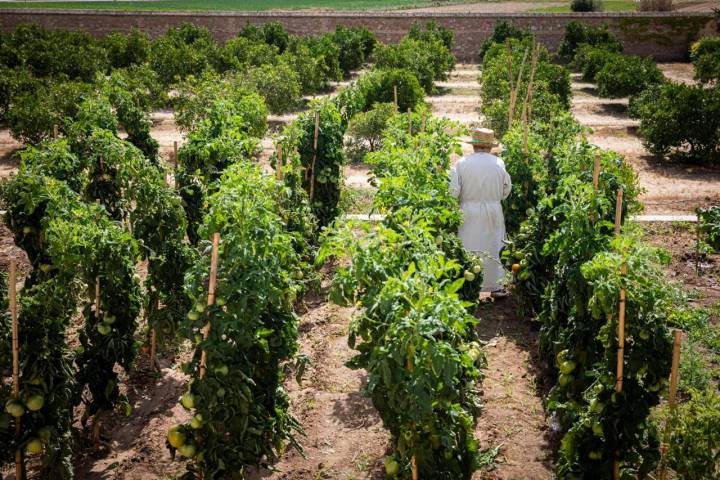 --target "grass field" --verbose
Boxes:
[0,0,476,11]
[531,0,638,12]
